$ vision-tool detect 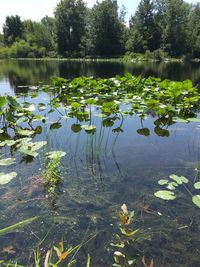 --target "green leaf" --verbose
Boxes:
[0,96,7,108]
[194,182,200,189]
[0,172,17,185]
[172,117,188,123]
[17,129,35,136]
[187,118,200,122]
[0,158,15,166]
[158,179,169,185]
[46,151,66,159]
[0,216,39,236]
[192,195,200,208]
[169,174,189,184]
[50,122,62,130]
[19,141,47,157]
[120,228,139,237]
[137,128,150,136]
[86,254,90,267]
[154,190,176,200]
